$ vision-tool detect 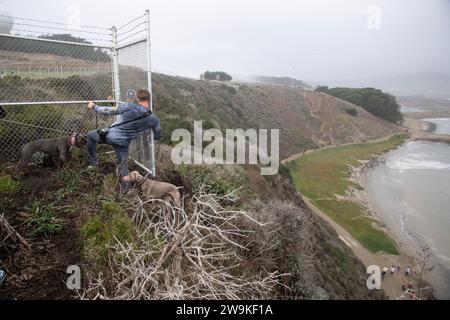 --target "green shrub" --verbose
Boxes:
[25,201,63,237]
[203,71,232,82]
[101,199,124,216]
[345,108,358,117]
[178,164,247,197]
[296,135,317,150]
[102,173,118,195]
[80,201,135,262]
[324,241,356,273]
[0,175,21,194]
[159,116,194,146]
[278,163,293,183]
[315,86,402,124]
